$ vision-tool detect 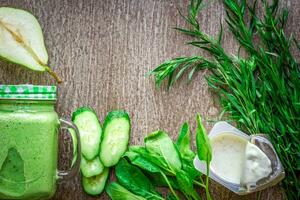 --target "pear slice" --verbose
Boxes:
[0,7,61,83]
